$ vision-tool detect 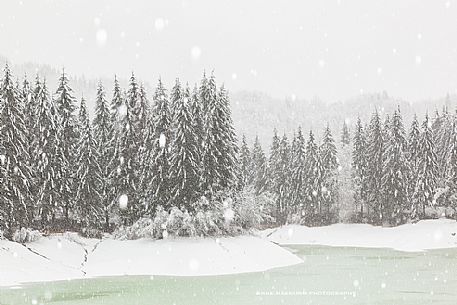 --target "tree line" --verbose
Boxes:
[238,125,341,226]
[1,63,456,240]
[351,107,457,225]
[0,64,238,238]
[239,106,457,227]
